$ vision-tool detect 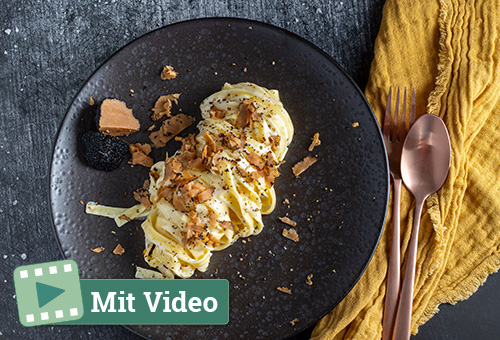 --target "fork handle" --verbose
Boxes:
[382,178,402,340]
[392,197,425,340]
